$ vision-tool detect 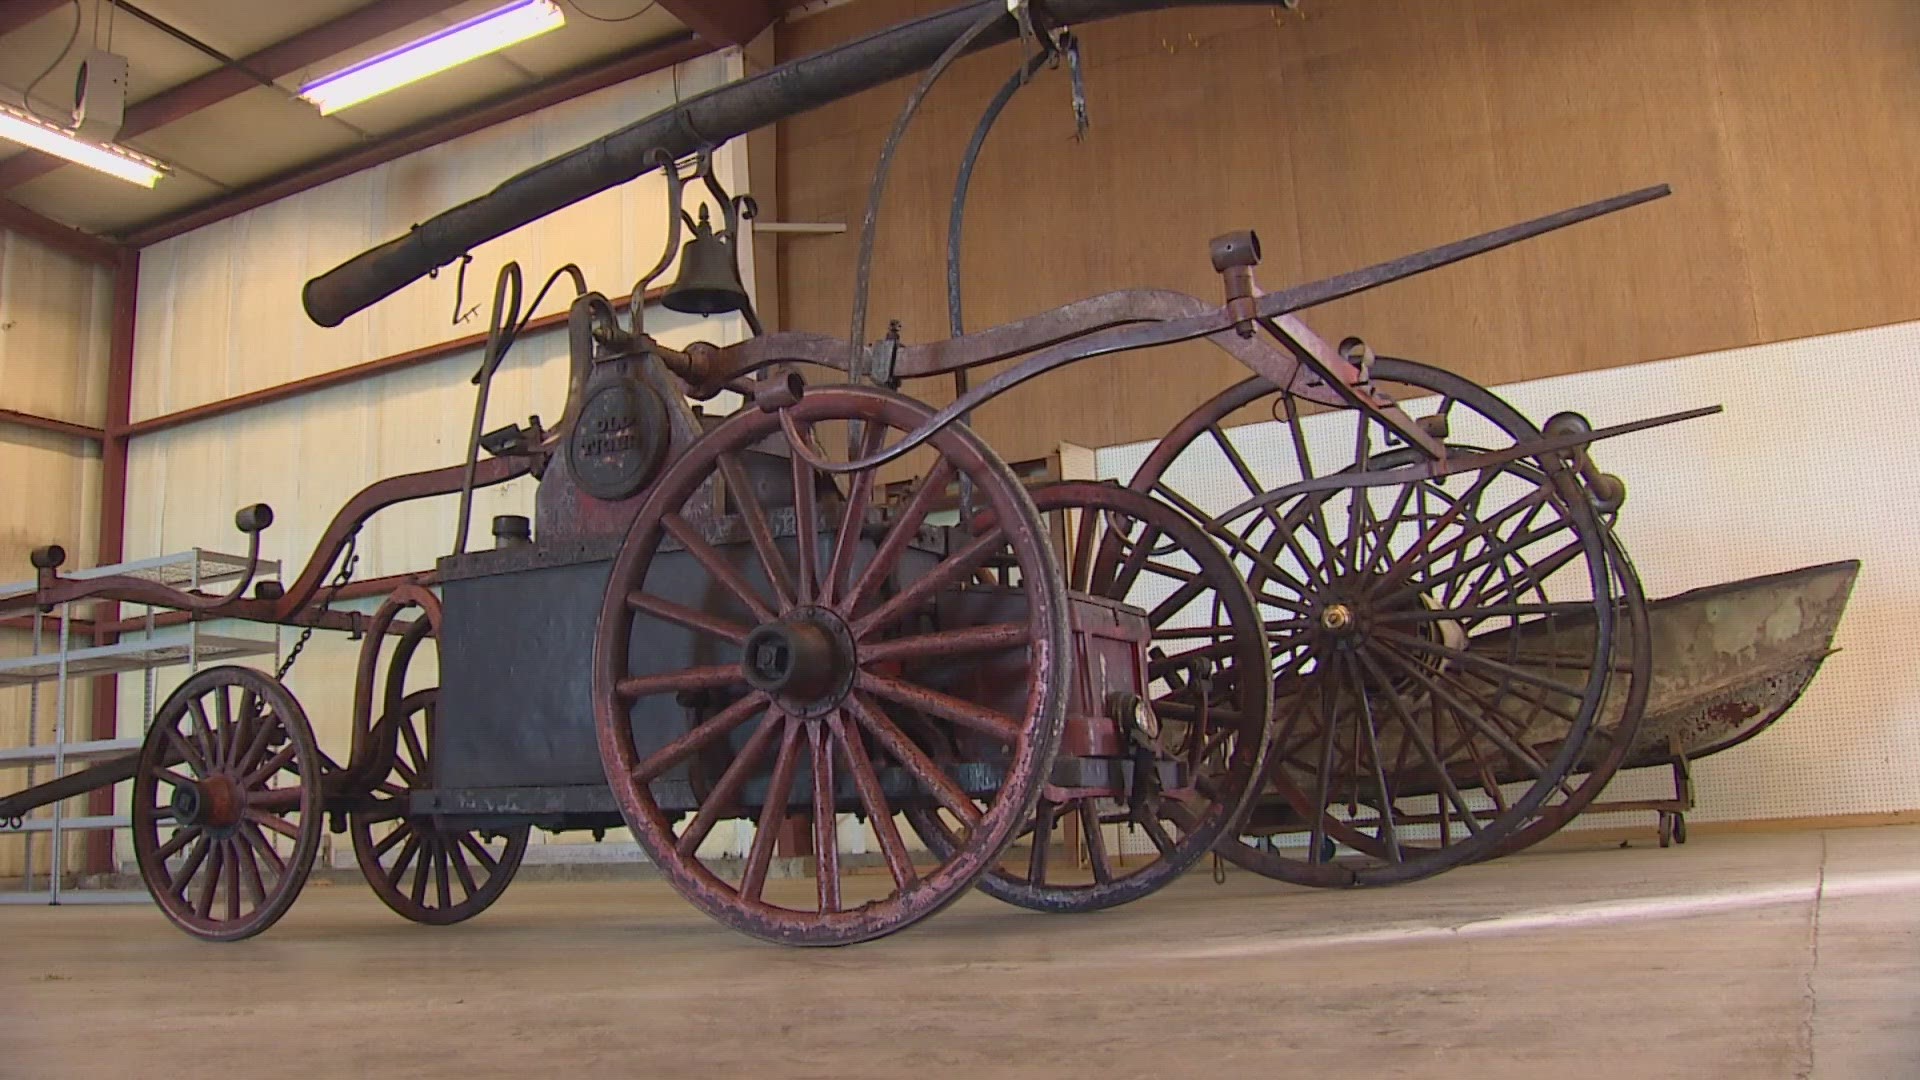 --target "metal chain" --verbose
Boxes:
[275,529,360,681]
